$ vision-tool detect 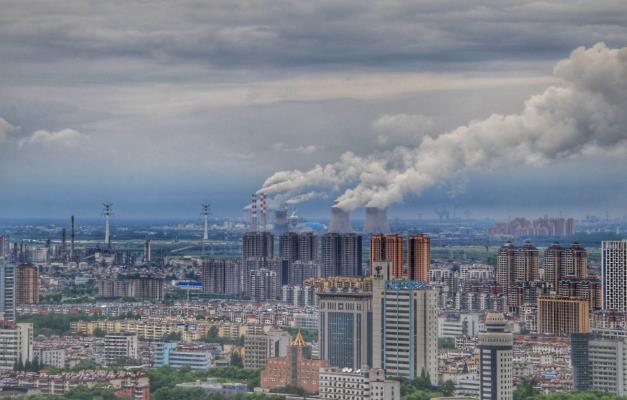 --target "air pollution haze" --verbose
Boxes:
[259,43,627,211]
